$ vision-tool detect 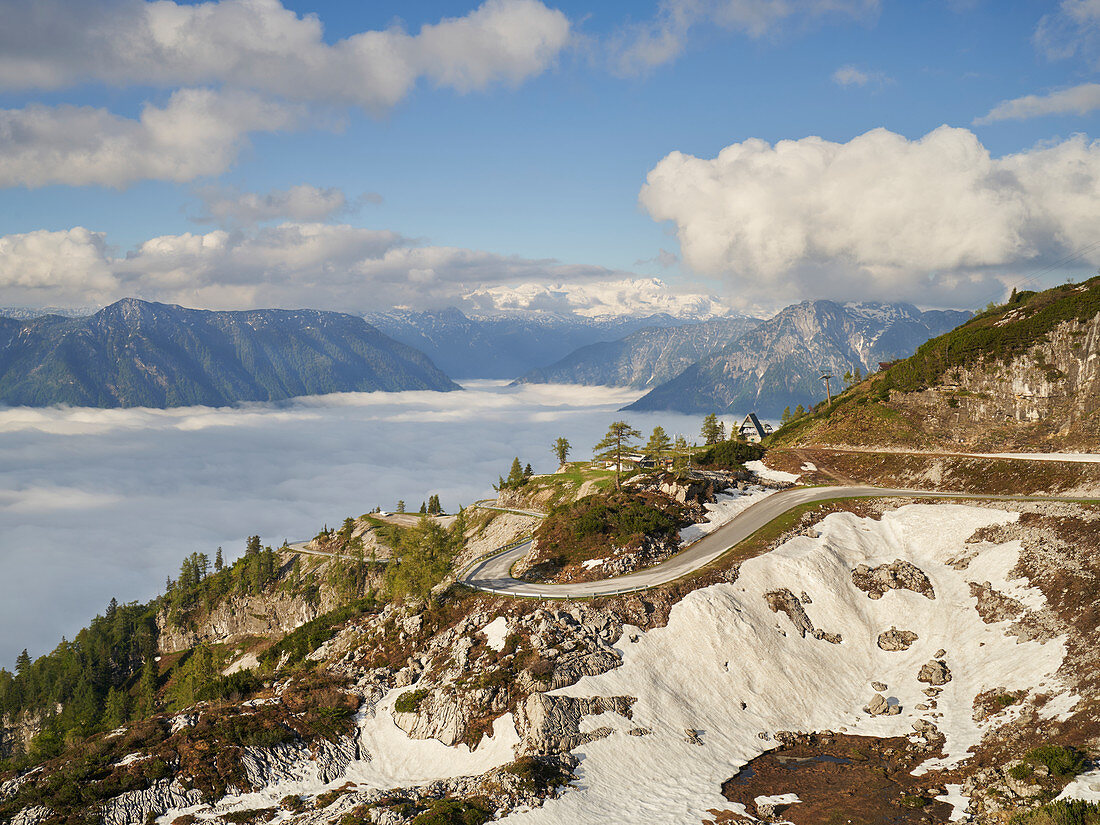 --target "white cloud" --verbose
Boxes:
[831,64,888,87]
[0,221,689,313]
[610,0,878,76]
[1035,0,1100,63]
[0,89,296,188]
[0,0,571,111]
[192,184,354,226]
[976,82,1100,123]
[639,125,1100,306]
